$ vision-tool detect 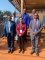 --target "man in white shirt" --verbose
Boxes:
[12,12,19,41]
